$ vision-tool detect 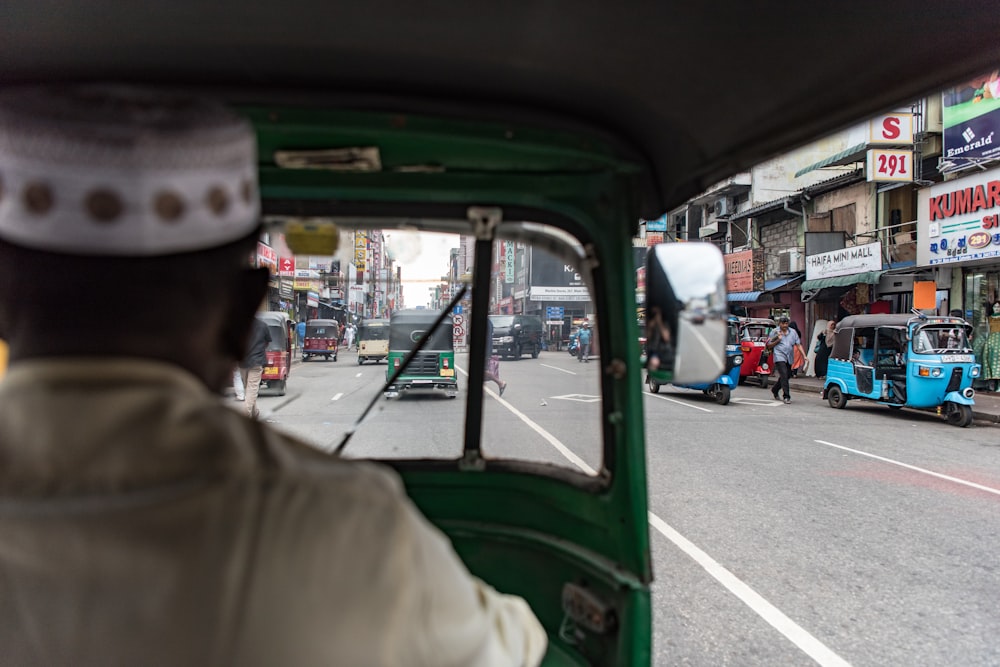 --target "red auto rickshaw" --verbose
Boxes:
[303,318,340,362]
[738,317,775,389]
[256,312,292,395]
